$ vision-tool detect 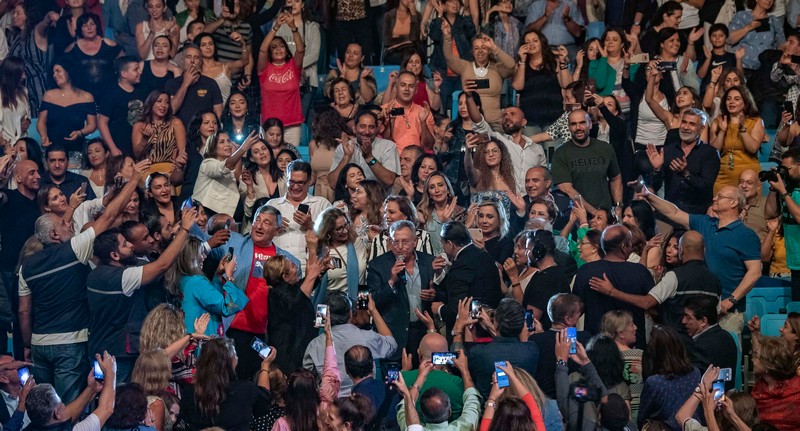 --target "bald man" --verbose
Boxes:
[738,169,770,241]
[465,93,547,195]
[400,333,465,421]
[638,184,761,336]
[589,230,722,332]
[0,159,41,358]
